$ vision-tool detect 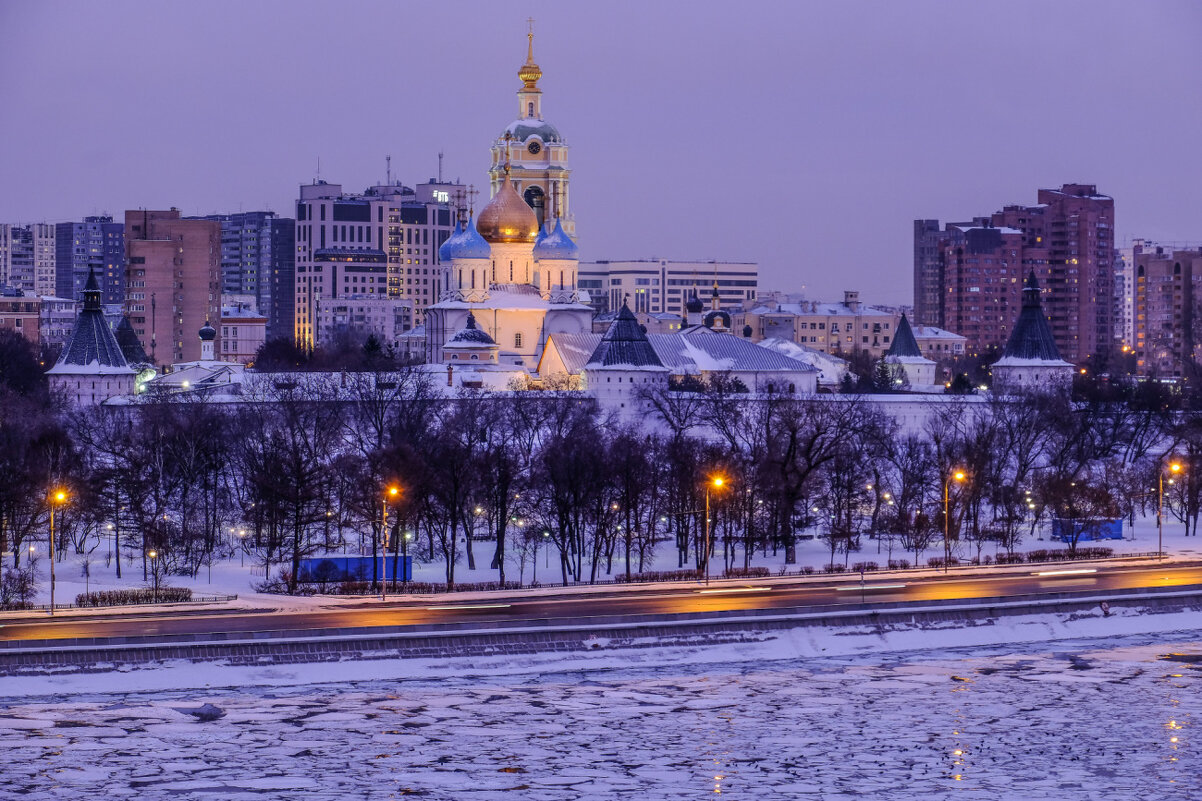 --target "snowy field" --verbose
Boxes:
[1,627,1199,799]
